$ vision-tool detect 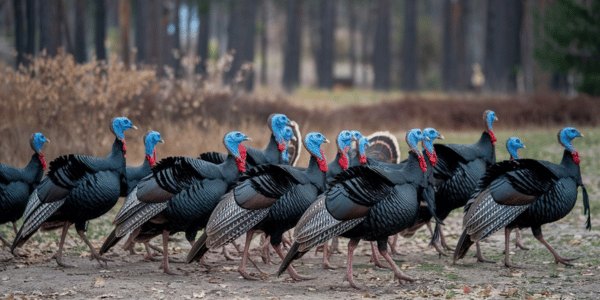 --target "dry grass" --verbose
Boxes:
[1,54,599,168]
